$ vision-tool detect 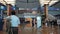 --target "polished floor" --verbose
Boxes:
[0,24,60,34]
[19,25,59,34]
